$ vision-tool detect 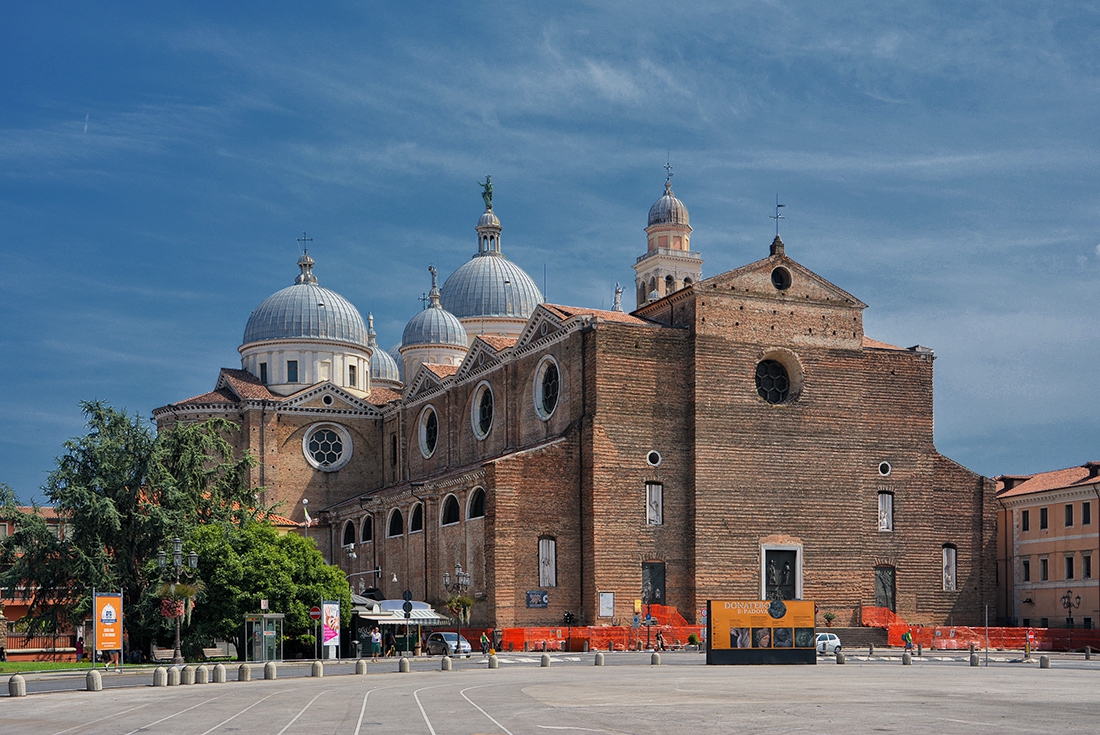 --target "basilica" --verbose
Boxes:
[155,176,997,630]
